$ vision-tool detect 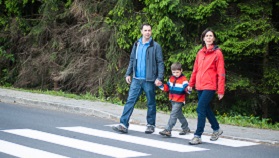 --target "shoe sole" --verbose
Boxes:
[112,126,127,133]
[179,130,190,135]
[210,130,223,141]
[189,141,202,145]
[159,132,171,137]
[145,131,154,134]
